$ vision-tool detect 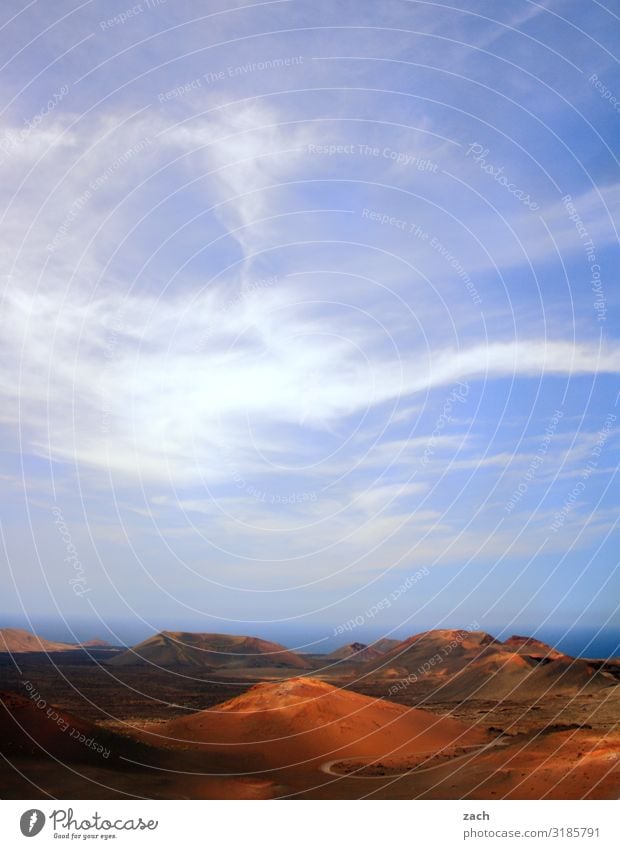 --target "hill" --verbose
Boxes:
[0,690,113,762]
[372,638,401,653]
[502,635,565,660]
[107,631,311,670]
[141,677,488,769]
[326,642,384,663]
[0,628,79,653]
[362,629,617,700]
[0,690,281,800]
